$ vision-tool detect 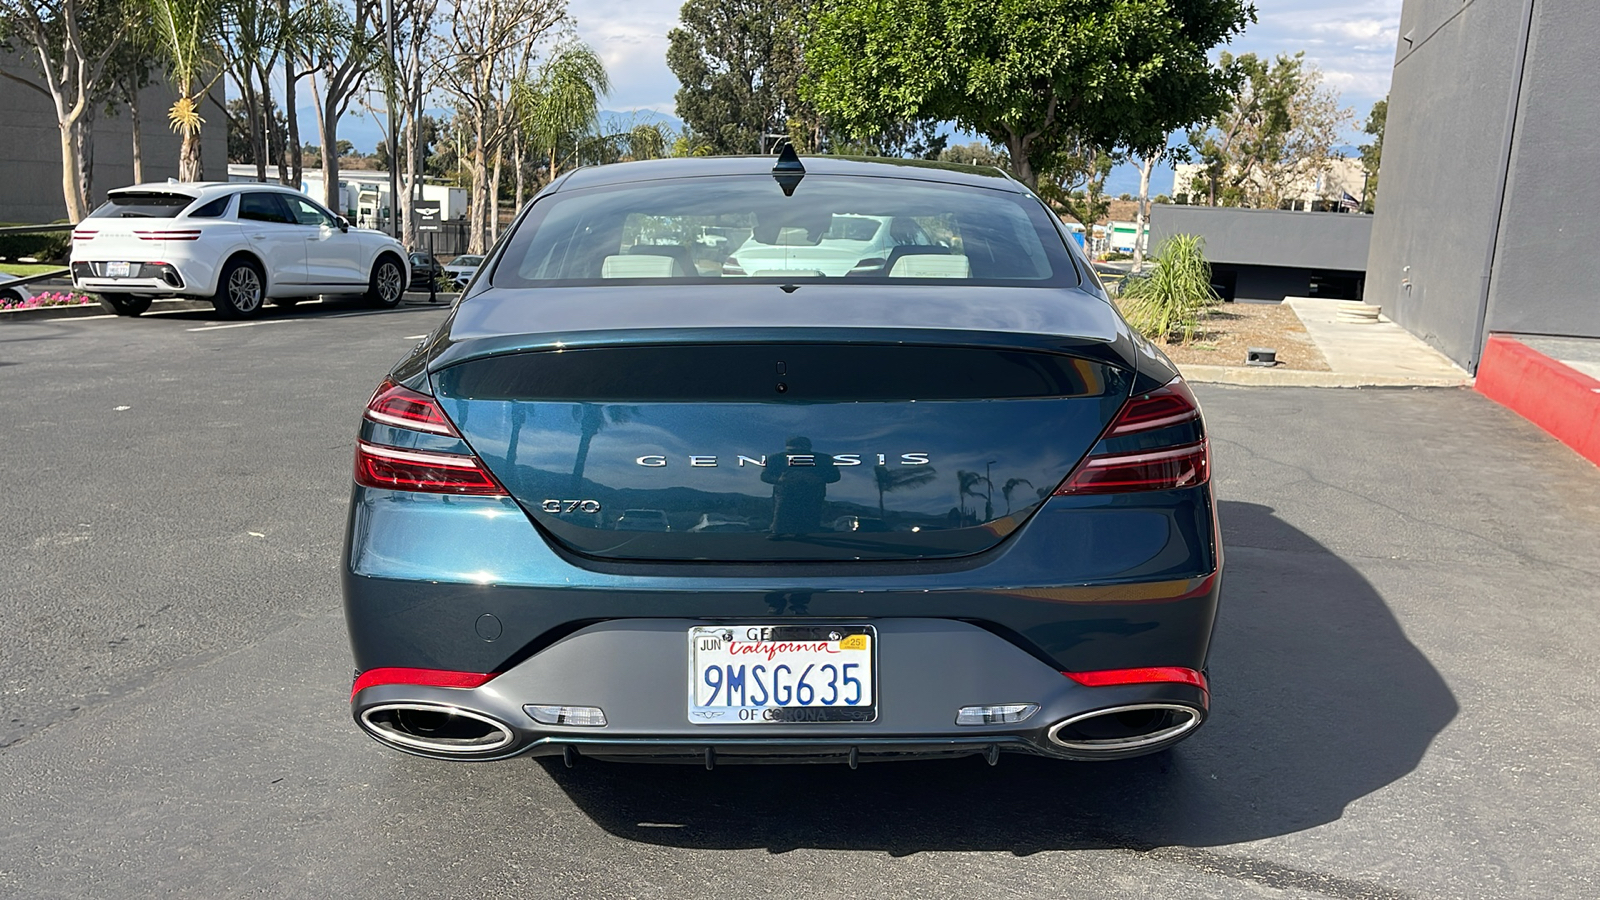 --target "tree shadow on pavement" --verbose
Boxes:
[540,500,1458,854]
